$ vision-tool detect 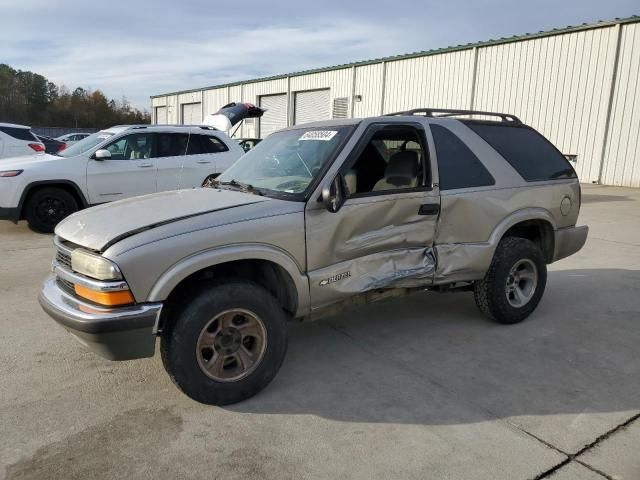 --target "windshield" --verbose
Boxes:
[57,131,114,157]
[217,126,352,196]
